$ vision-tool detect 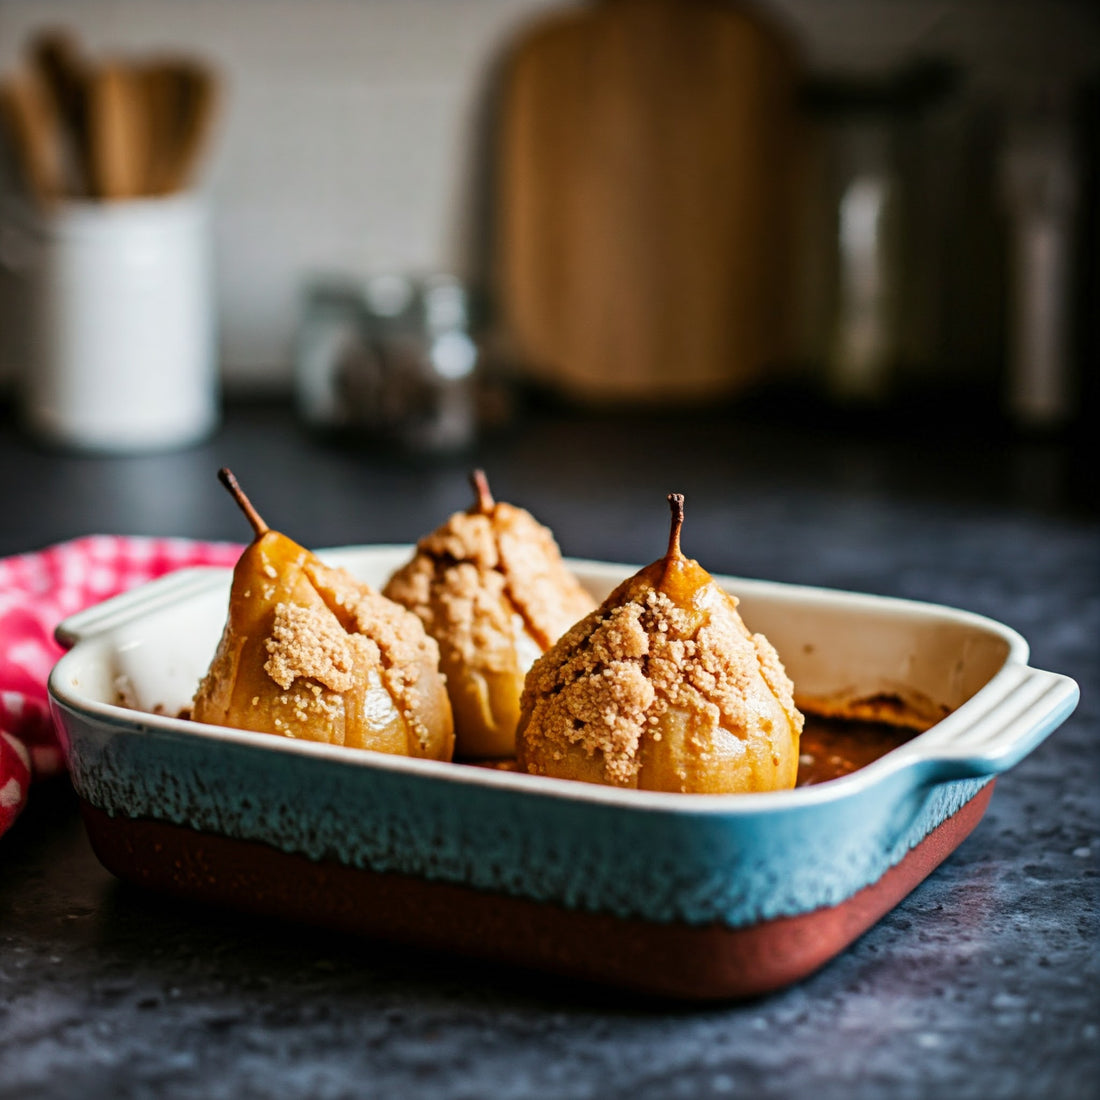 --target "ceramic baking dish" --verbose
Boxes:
[49,547,1079,999]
